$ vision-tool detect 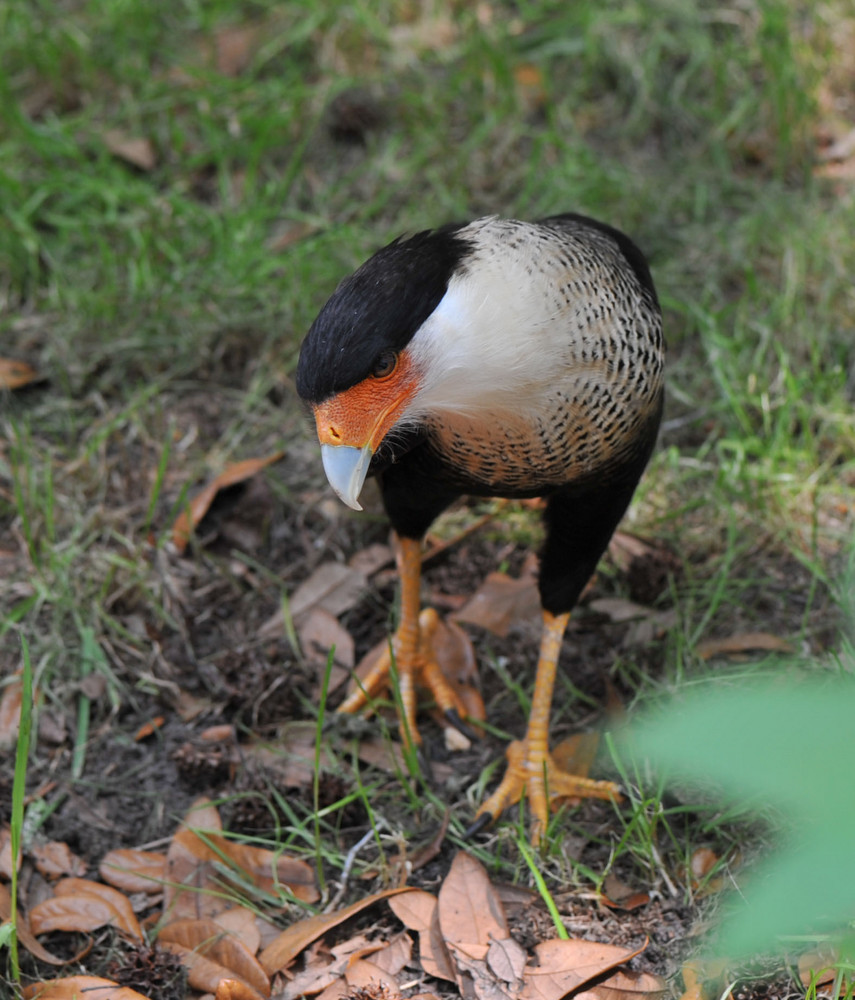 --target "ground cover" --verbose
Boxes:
[1,1,854,997]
